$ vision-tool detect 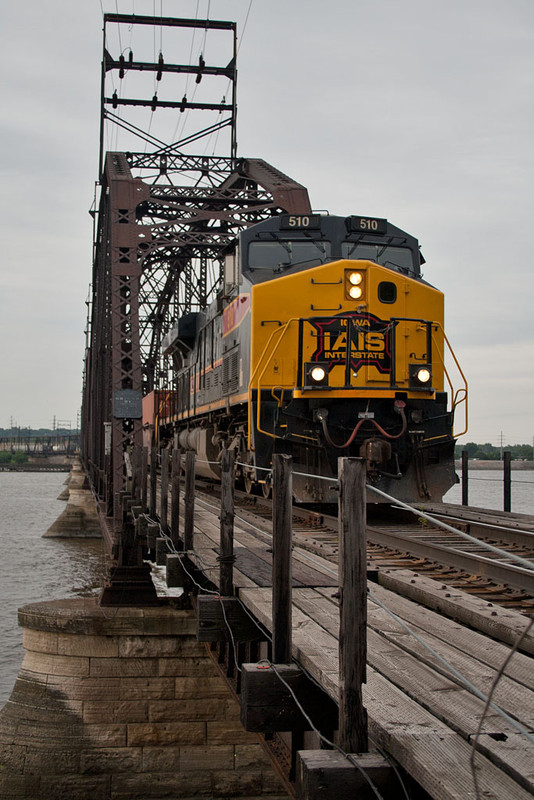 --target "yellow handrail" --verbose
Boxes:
[247,318,300,449]
[431,325,468,438]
